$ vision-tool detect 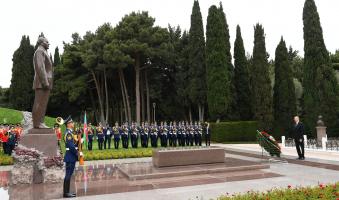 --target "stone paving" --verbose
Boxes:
[2,143,339,200]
